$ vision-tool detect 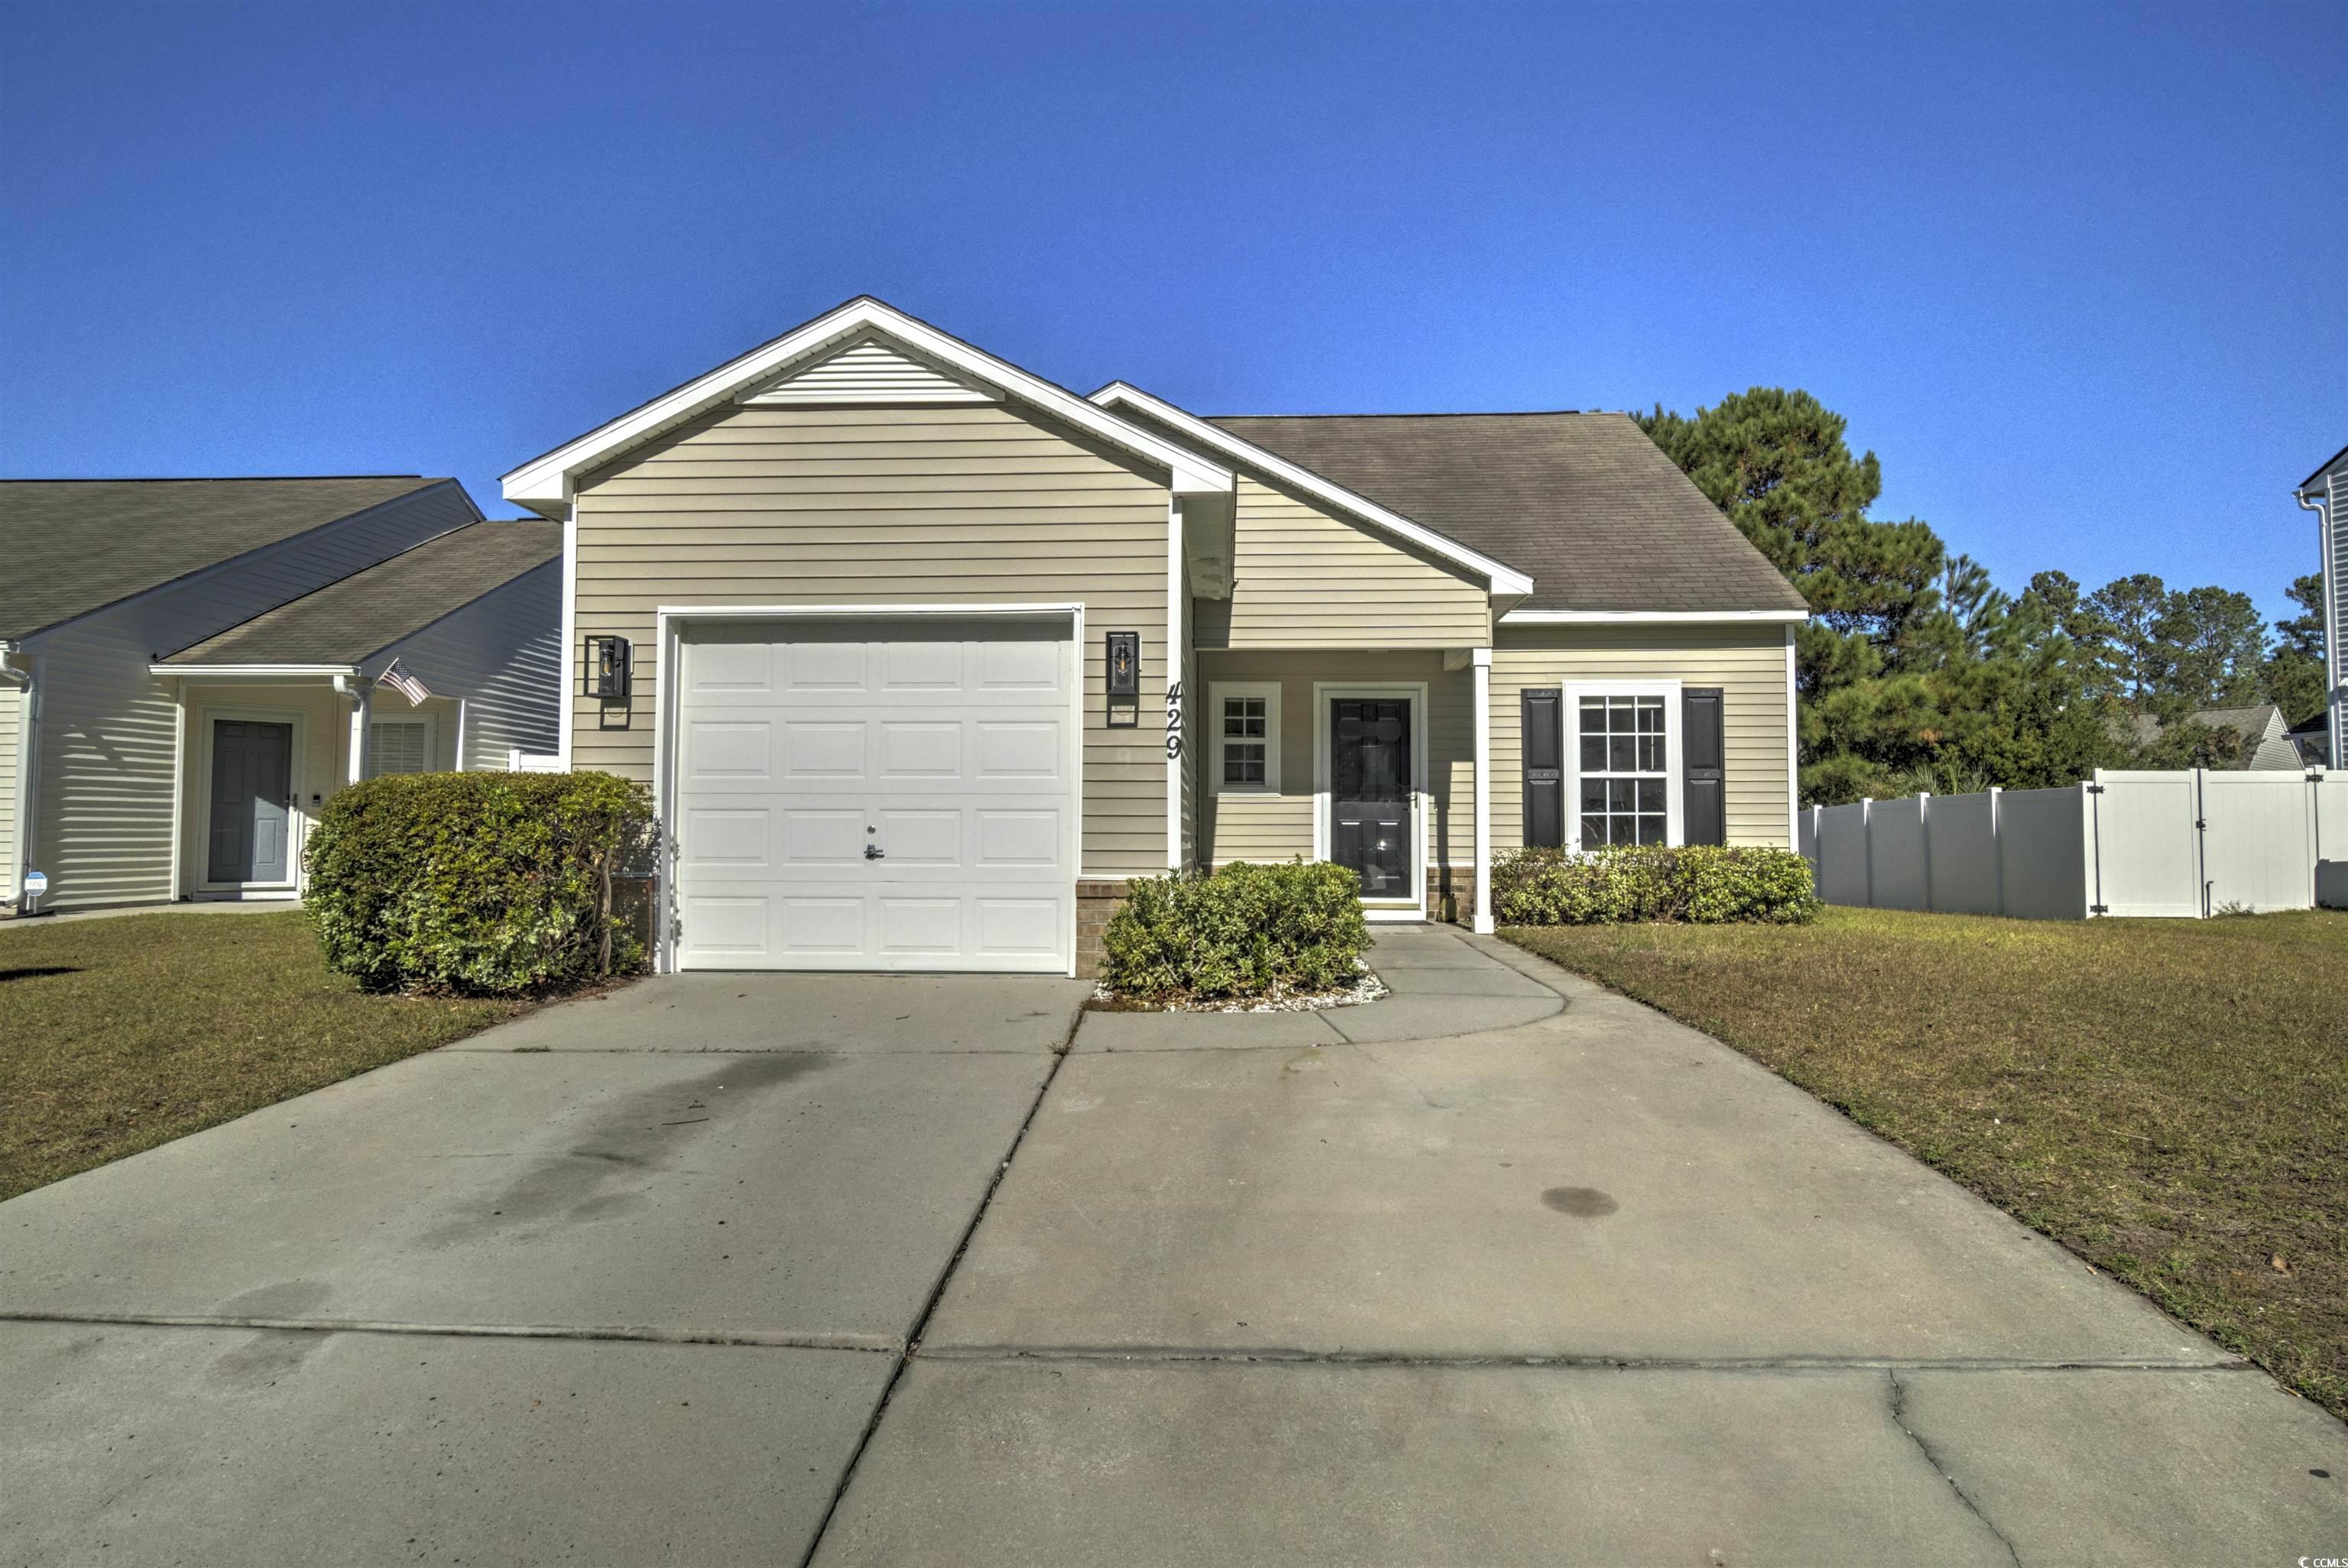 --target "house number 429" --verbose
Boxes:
[1165,681,1183,759]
